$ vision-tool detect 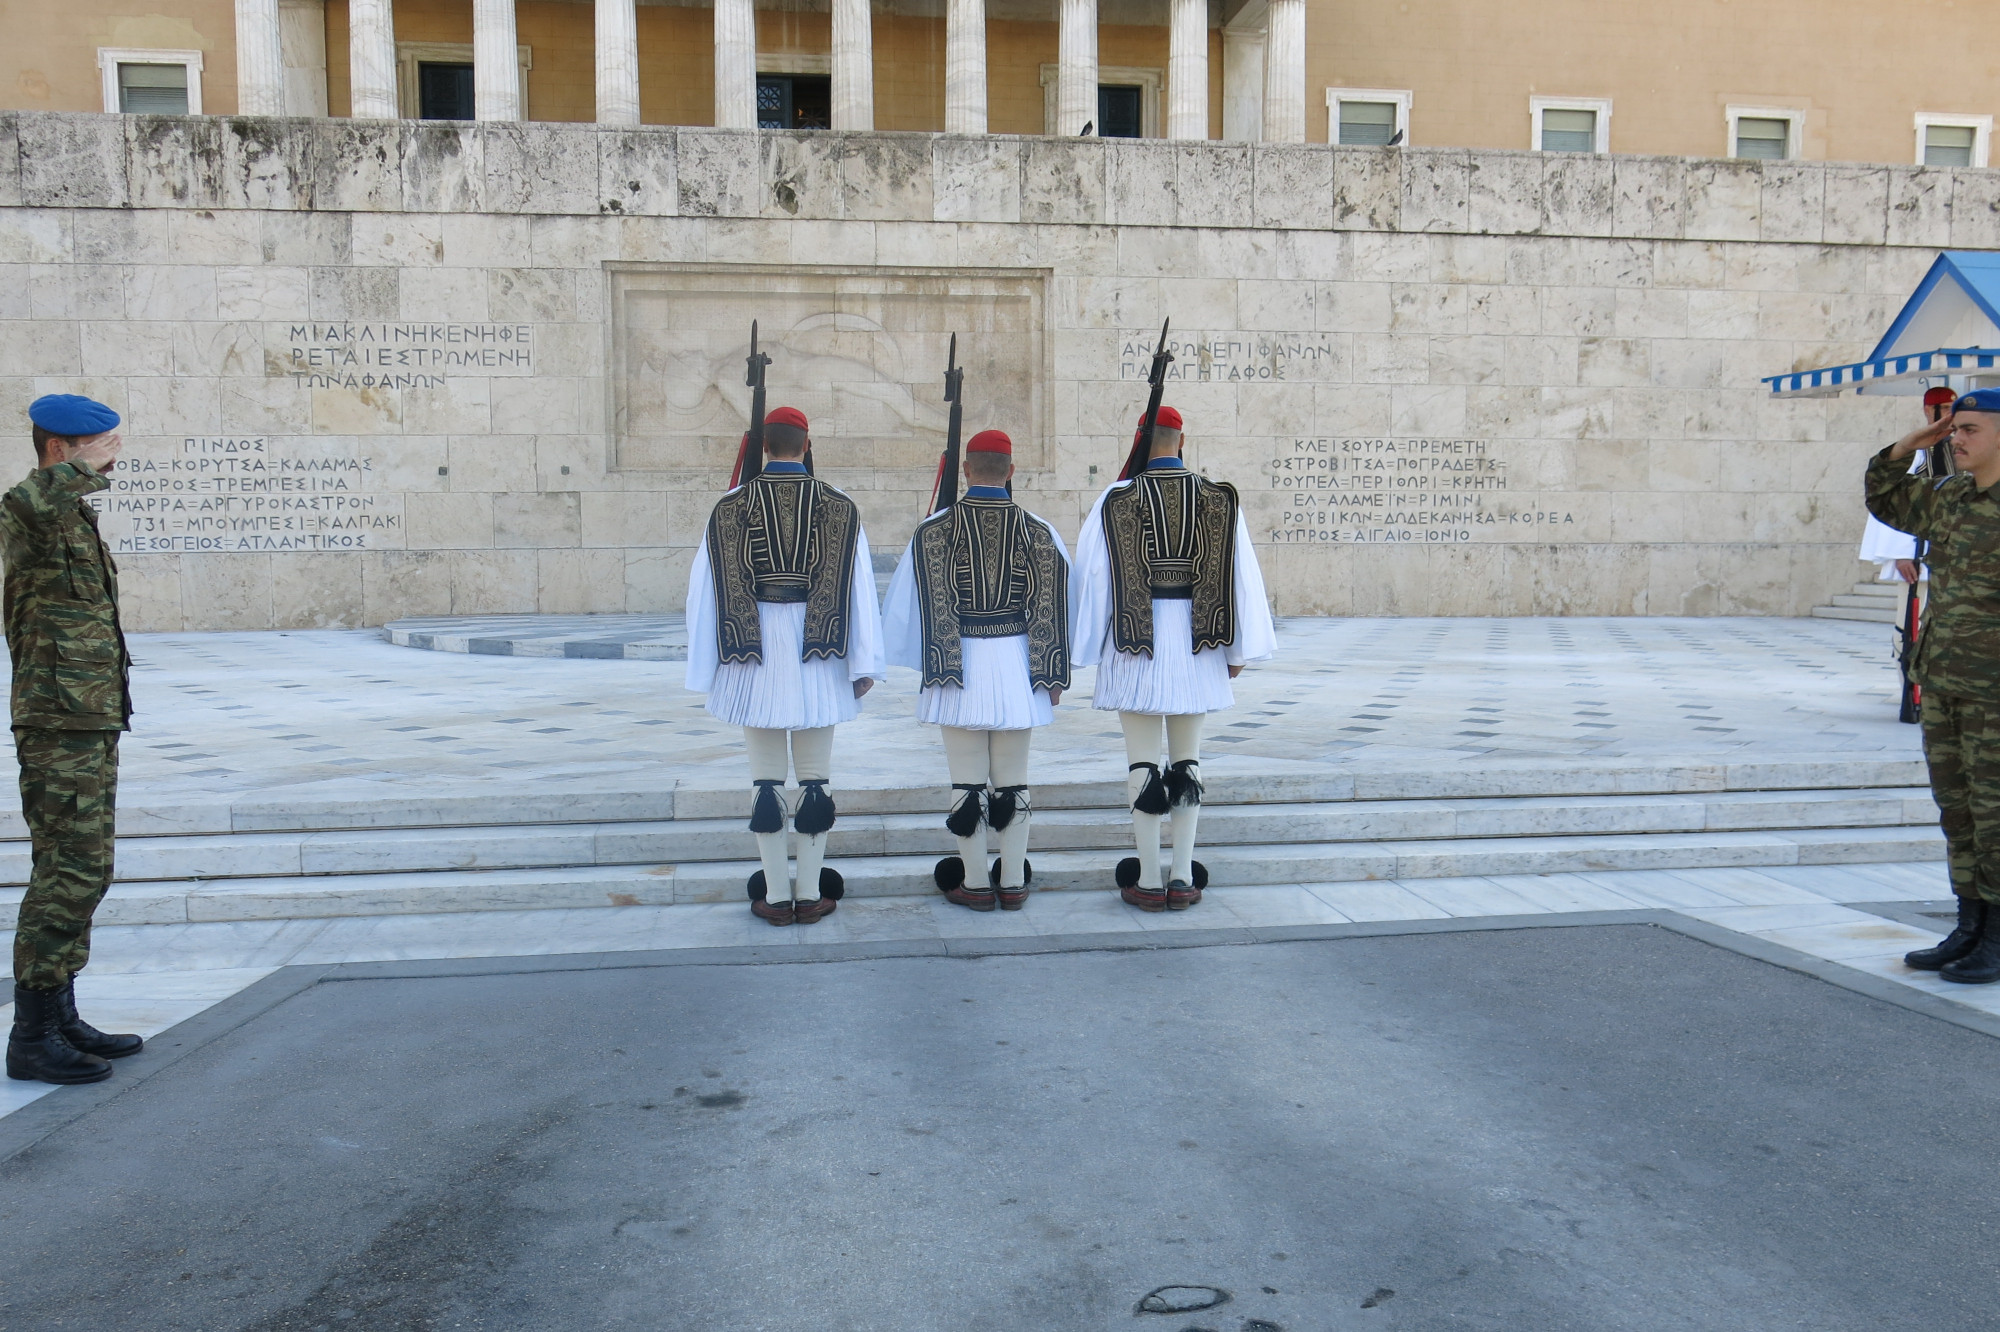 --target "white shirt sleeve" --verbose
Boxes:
[683,535,718,694]
[1226,507,1278,666]
[1068,484,1119,668]
[881,538,922,671]
[846,521,887,682]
